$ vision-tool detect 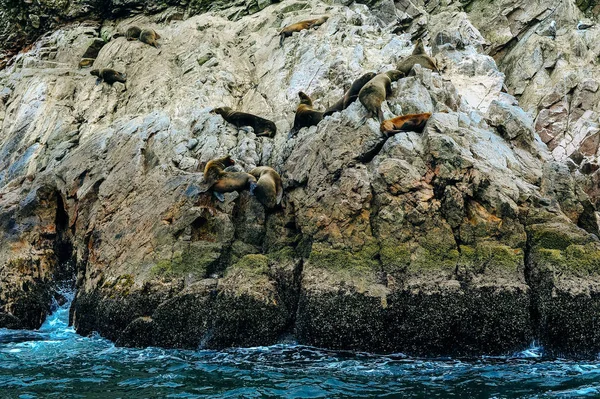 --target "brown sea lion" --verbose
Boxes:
[90,68,127,87]
[279,16,329,46]
[211,107,277,138]
[323,72,377,117]
[397,39,439,75]
[412,38,426,55]
[289,91,324,138]
[358,70,404,122]
[78,58,94,68]
[380,112,432,135]
[249,166,283,209]
[140,28,161,48]
[201,155,257,202]
[126,26,142,41]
